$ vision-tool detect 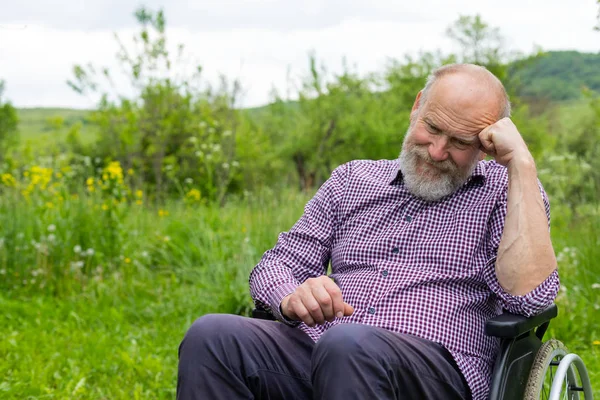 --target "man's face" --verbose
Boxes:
[399,74,500,201]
